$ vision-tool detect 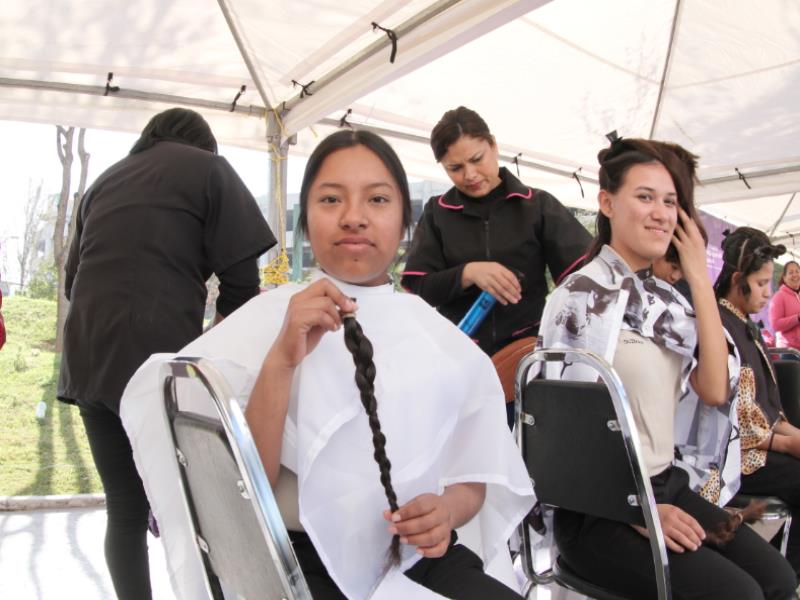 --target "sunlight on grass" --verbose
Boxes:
[0,296,102,495]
